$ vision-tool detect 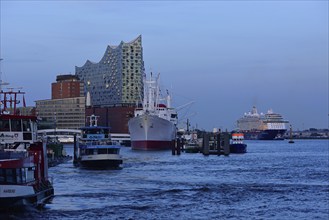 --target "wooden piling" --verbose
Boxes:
[172,139,176,155]
[172,138,181,155]
[73,134,79,166]
[216,130,221,155]
[203,133,210,156]
[222,132,230,156]
[177,138,181,155]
